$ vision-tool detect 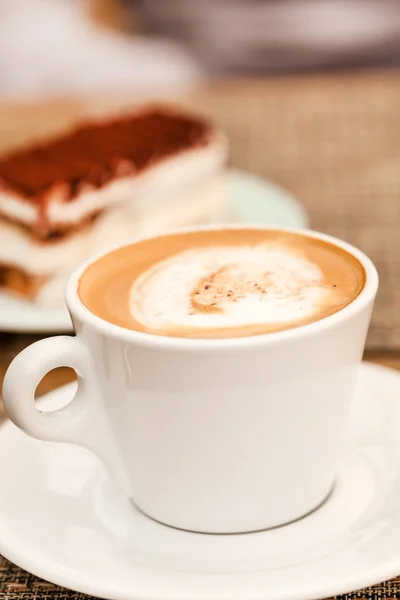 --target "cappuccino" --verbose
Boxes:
[78,229,365,338]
